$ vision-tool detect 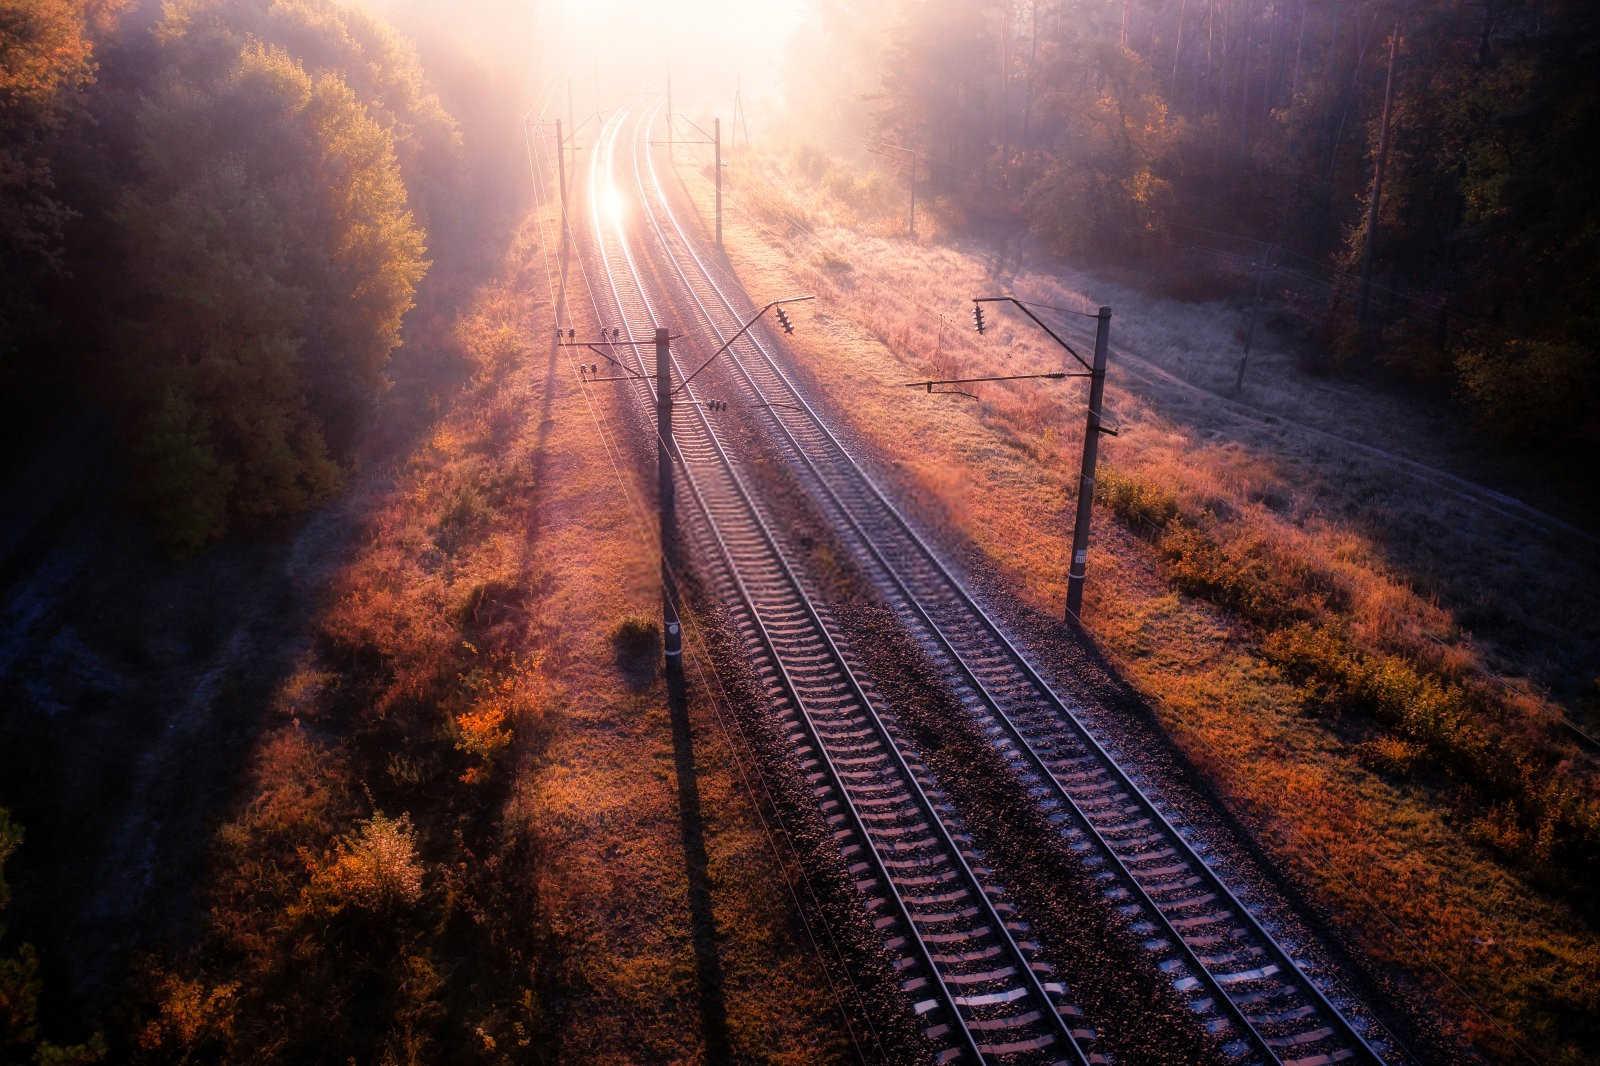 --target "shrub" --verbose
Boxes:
[1096,466,1179,531]
[1358,736,1426,776]
[433,482,487,555]
[309,811,426,913]
[131,387,236,554]
[136,974,237,1056]
[1456,337,1595,442]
